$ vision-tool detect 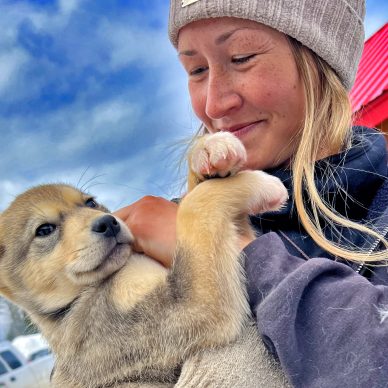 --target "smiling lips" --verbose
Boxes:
[221,120,264,138]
